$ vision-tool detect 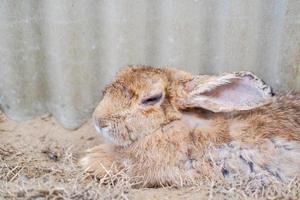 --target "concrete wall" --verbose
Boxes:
[0,0,300,129]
